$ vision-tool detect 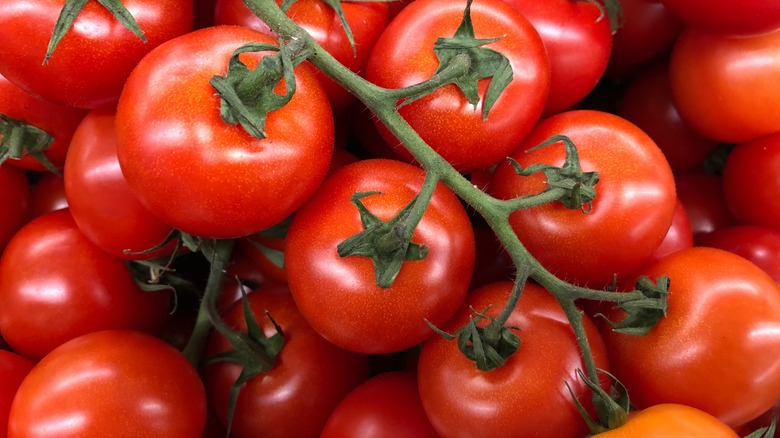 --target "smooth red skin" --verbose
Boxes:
[697,225,780,284]
[286,159,476,354]
[659,0,780,35]
[606,0,683,77]
[418,282,610,438]
[644,199,693,265]
[215,0,391,113]
[204,285,370,438]
[0,350,34,438]
[490,110,677,288]
[0,0,193,109]
[0,164,29,253]
[28,172,68,220]
[618,62,718,172]
[321,371,438,438]
[0,74,87,172]
[502,0,612,116]
[365,0,550,172]
[594,404,739,438]
[64,109,175,259]
[670,27,780,143]
[9,330,207,438]
[116,26,334,239]
[0,209,171,361]
[603,247,780,428]
[674,171,735,242]
[238,234,288,285]
[723,133,780,230]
